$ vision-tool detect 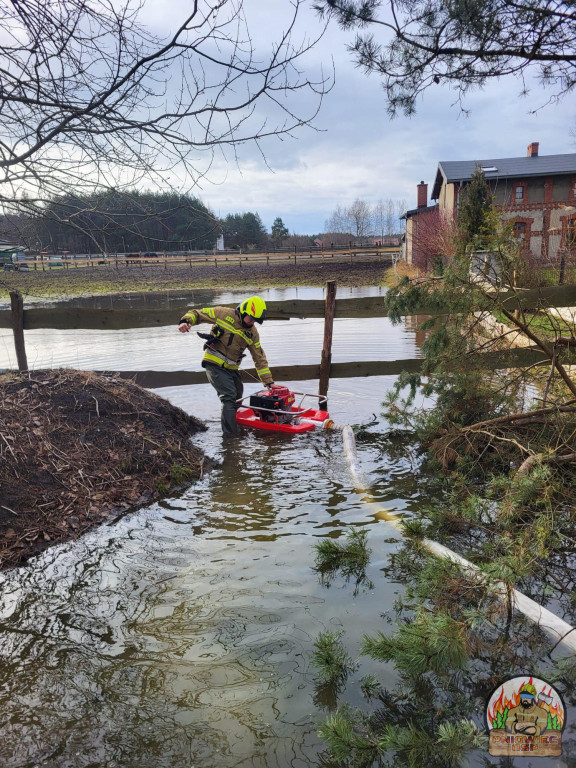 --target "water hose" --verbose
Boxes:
[335,424,576,655]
